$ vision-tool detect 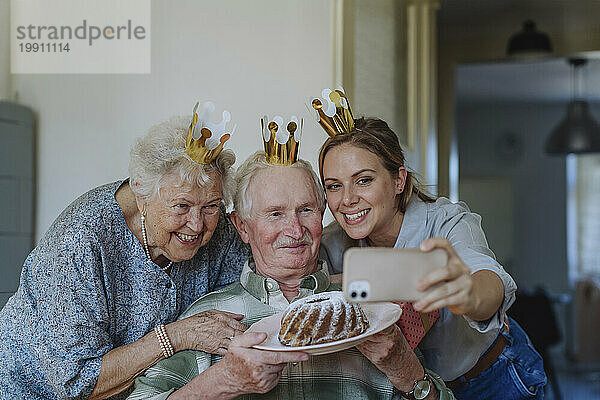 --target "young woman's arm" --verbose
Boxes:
[414,238,504,321]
